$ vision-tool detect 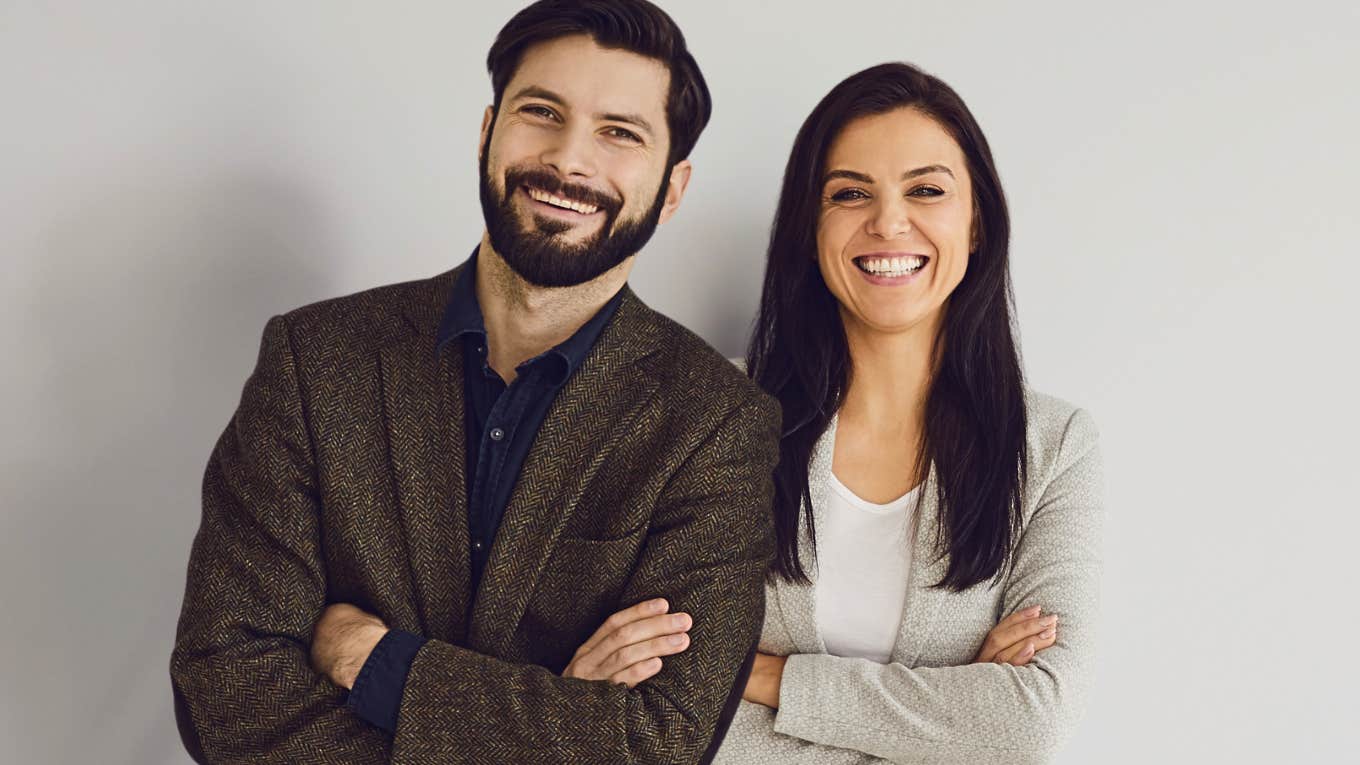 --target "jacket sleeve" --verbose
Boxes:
[387,391,781,765]
[169,316,389,764]
[770,408,1105,765]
